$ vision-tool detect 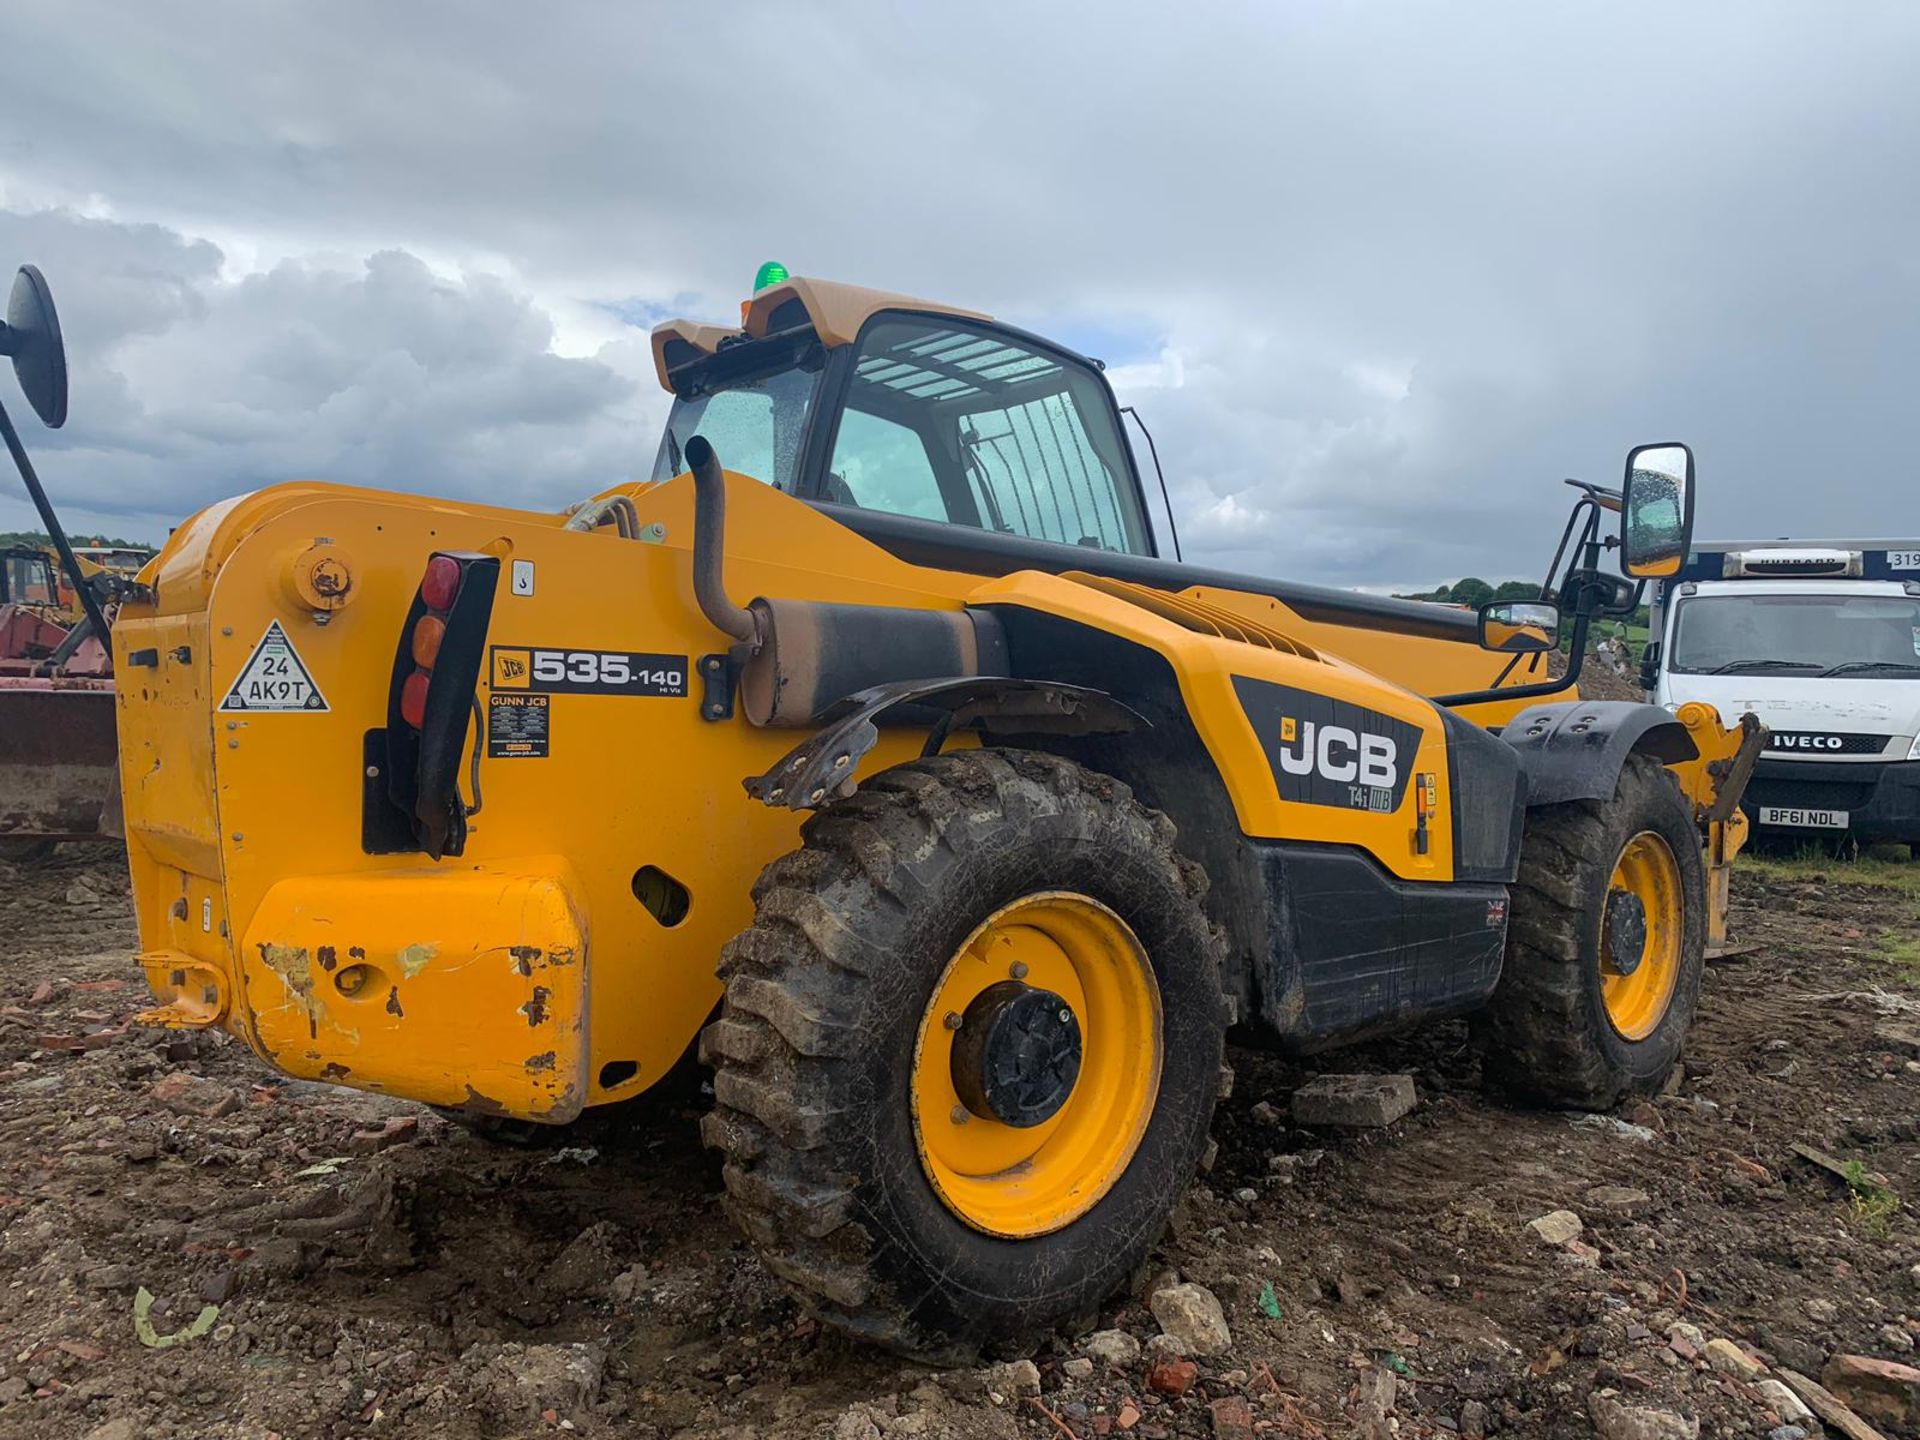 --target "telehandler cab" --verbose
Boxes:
[77,269,1764,1356]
